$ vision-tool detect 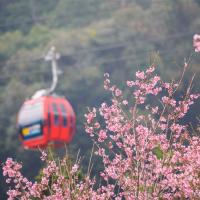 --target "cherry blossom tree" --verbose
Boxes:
[2,36,200,199]
[85,63,200,199]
